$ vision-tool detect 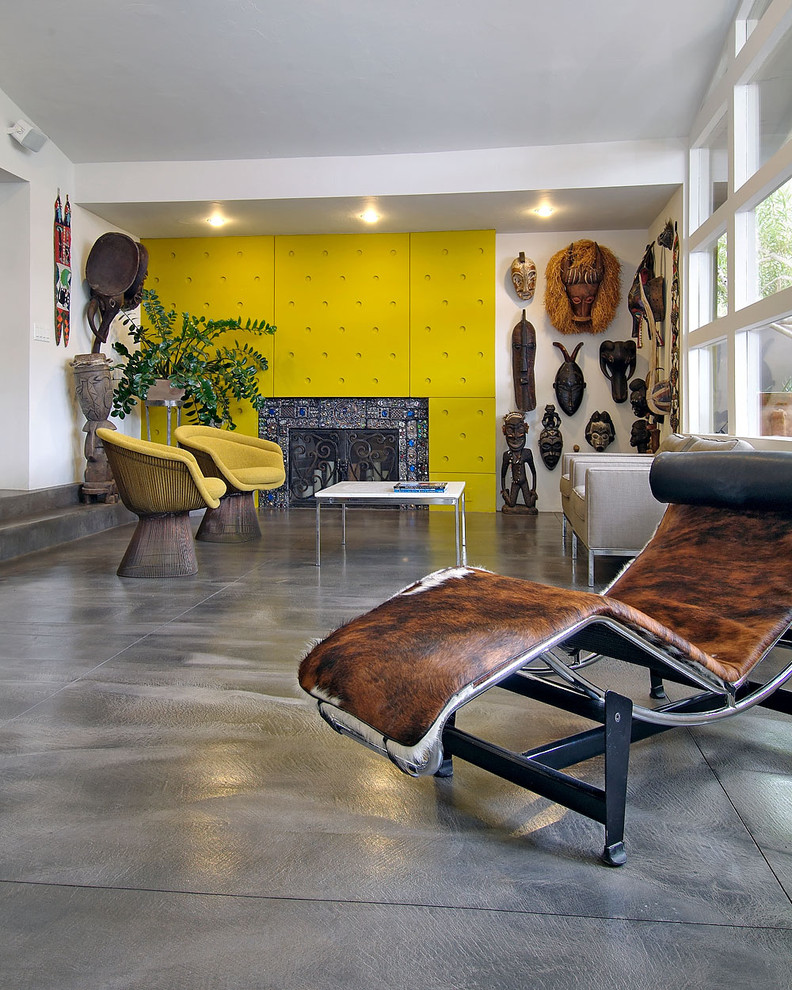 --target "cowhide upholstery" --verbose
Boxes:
[299,450,792,776]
